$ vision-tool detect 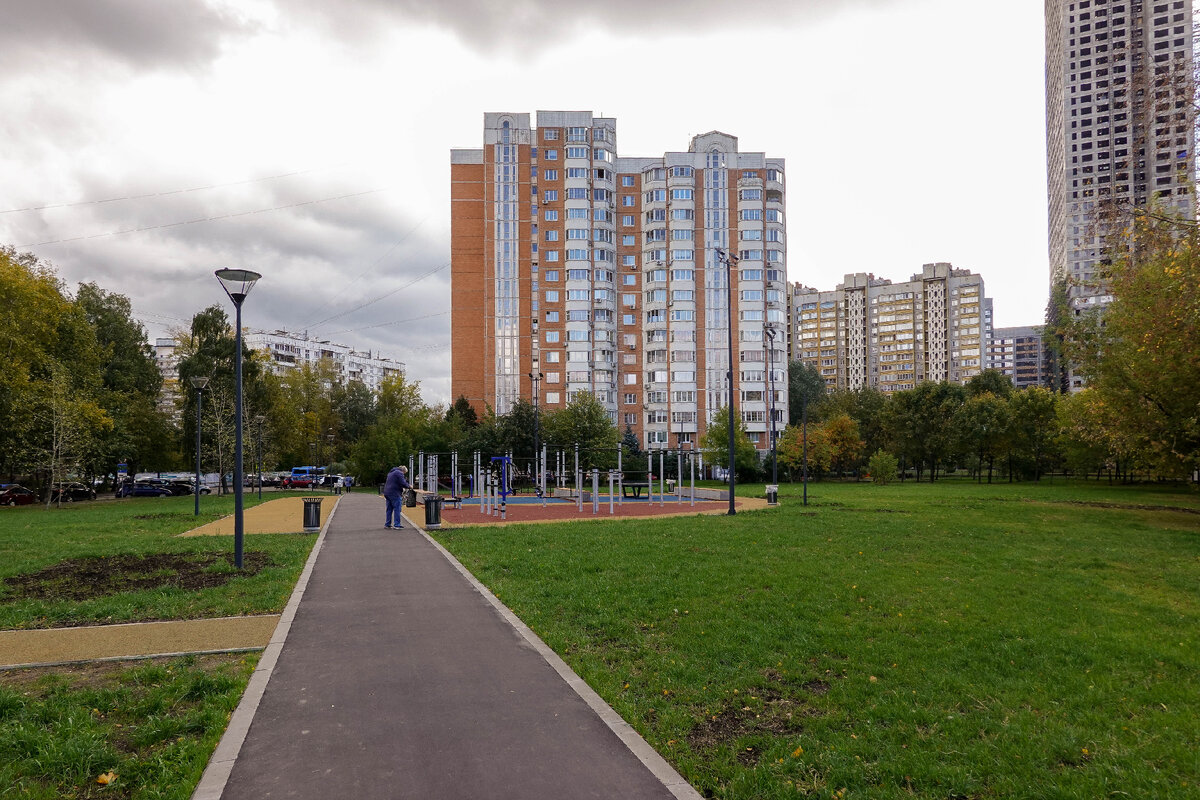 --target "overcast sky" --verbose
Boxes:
[0,0,1048,405]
